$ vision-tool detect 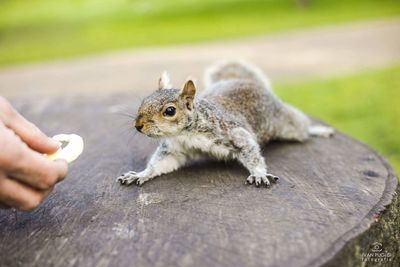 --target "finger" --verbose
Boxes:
[7,114,59,154]
[0,126,68,190]
[0,97,59,154]
[10,152,68,190]
[0,175,53,211]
